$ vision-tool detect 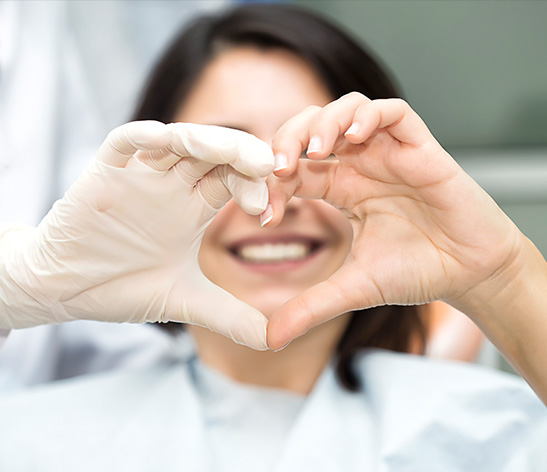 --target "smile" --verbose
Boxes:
[228,238,324,265]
